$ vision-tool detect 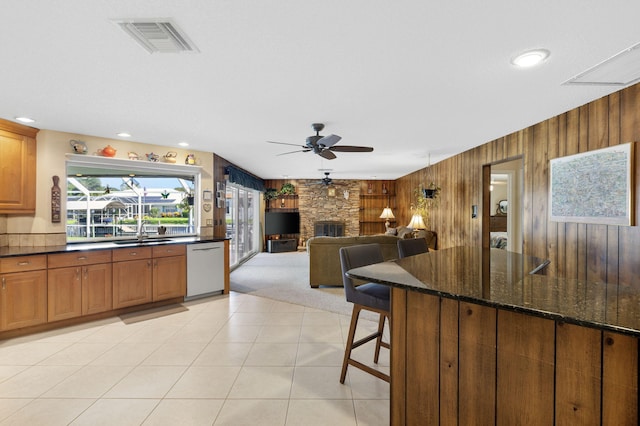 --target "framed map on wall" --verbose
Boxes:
[549,142,635,226]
